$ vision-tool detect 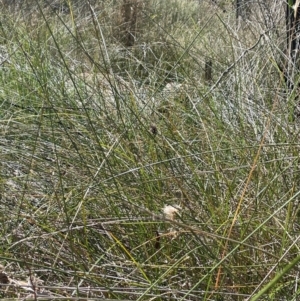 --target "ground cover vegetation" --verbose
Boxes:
[0,0,299,300]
